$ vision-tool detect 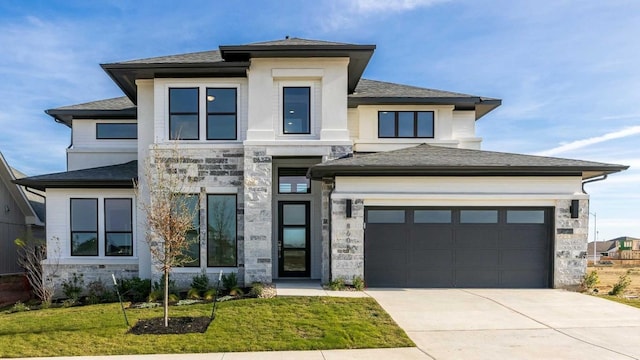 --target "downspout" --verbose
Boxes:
[327,179,335,283]
[581,174,608,193]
